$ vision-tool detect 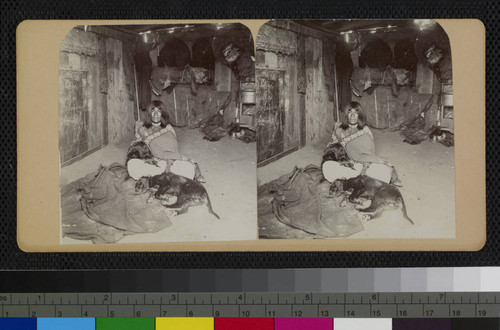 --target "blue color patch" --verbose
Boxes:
[0,318,37,330]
